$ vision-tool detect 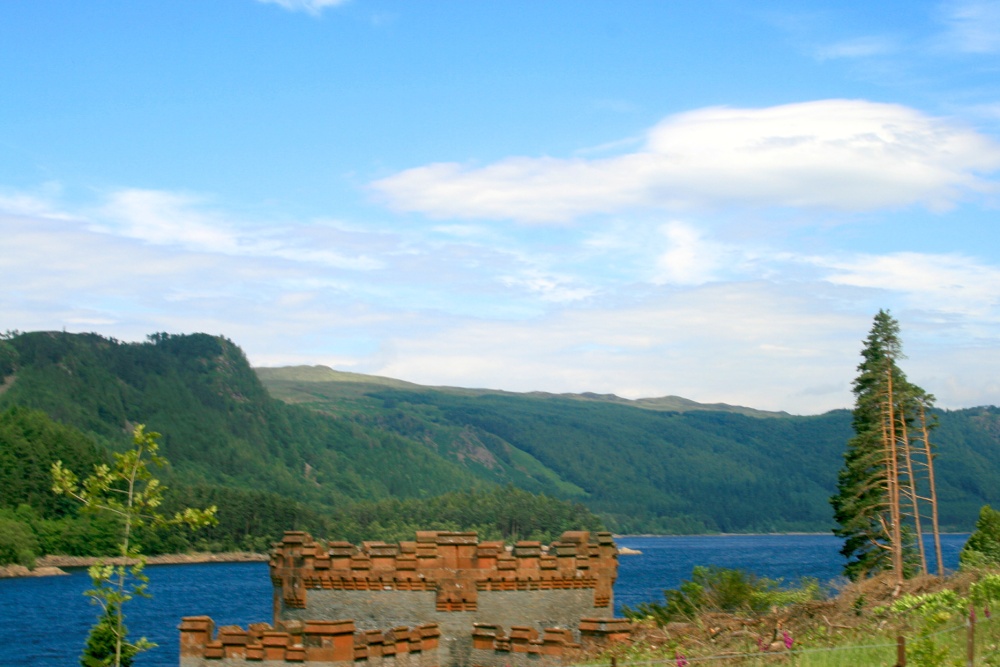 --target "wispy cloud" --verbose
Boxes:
[95,189,382,270]
[652,221,734,286]
[255,0,348,16]
[939,0,1000,53]
[814,36,898,60]
[0,188,75,221]
[821,251,1000,316]
[371,282,866,413]
[499,270,596,303]
[371,100,1000,223]
[5,184,1000,414]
